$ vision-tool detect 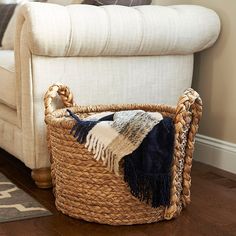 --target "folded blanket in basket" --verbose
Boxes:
[68,110,163,174]
[67,109,175,207]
